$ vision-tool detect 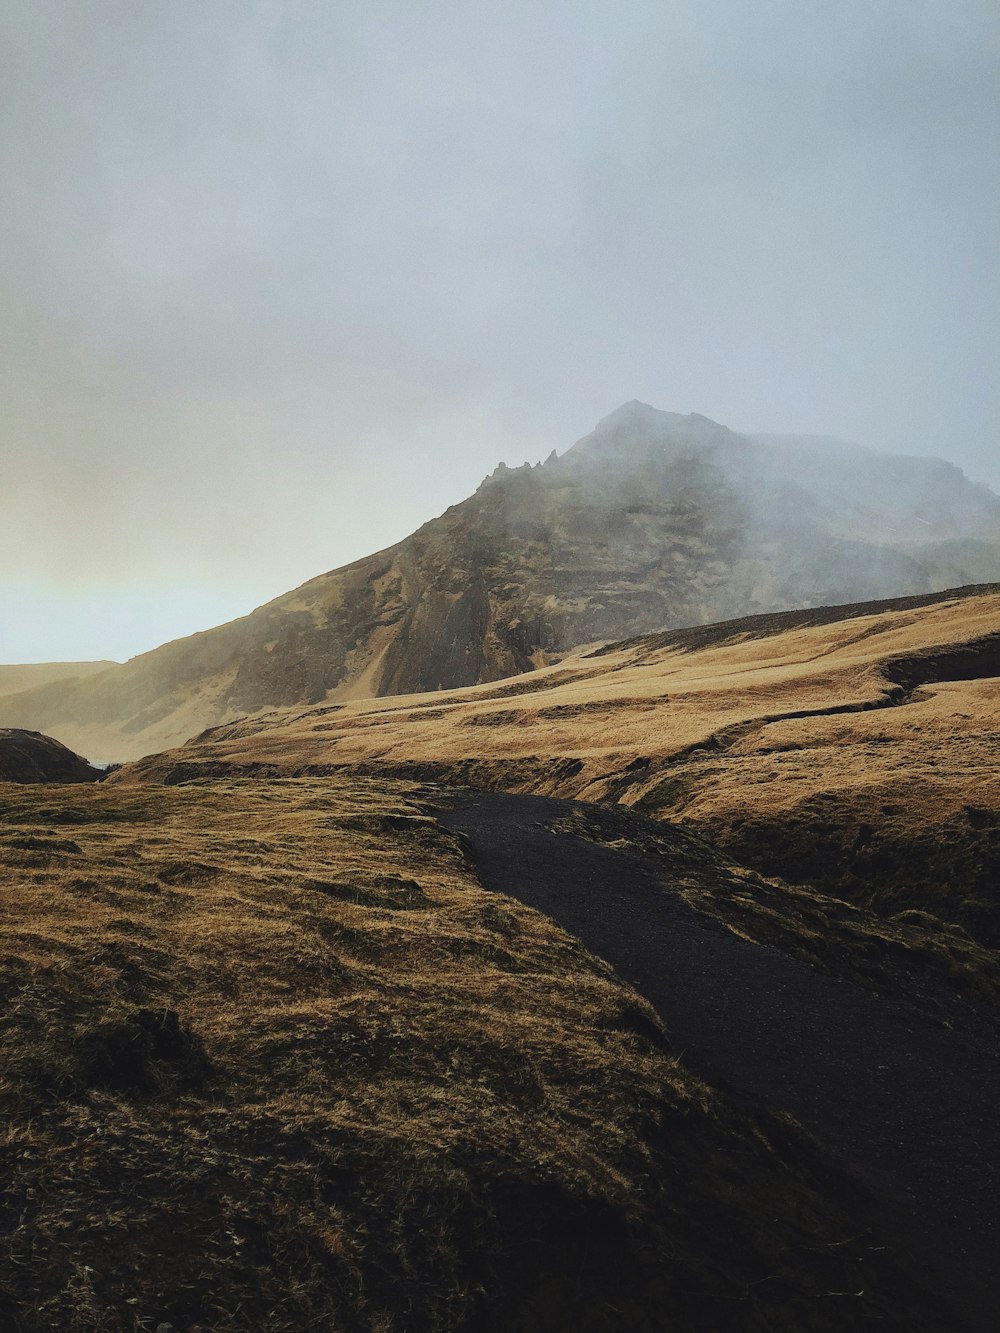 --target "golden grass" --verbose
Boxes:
[121,591,1000,780]
[119,592,1000,972]
[0,774,934,1331]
